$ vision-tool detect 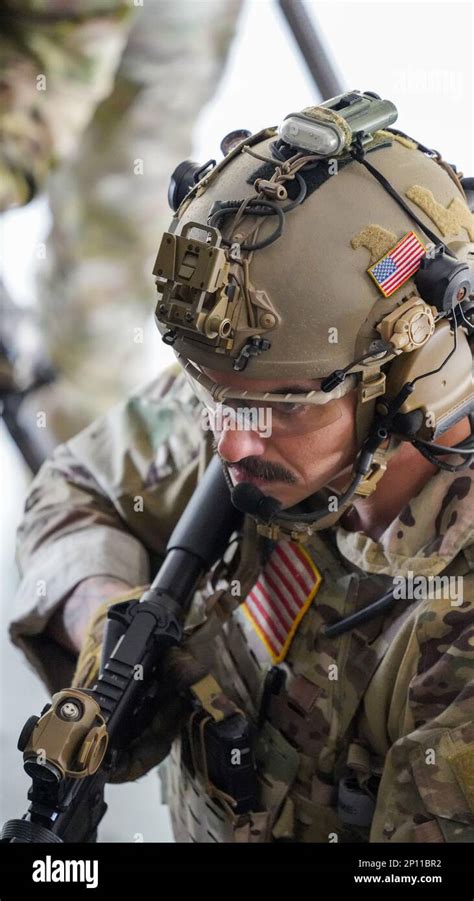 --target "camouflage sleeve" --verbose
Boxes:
[0,0,133,209]
[369,571,474,842]
[9,362,210,688]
